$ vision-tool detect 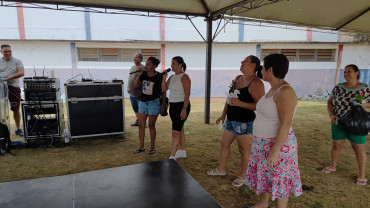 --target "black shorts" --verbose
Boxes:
[169,102,190,131]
